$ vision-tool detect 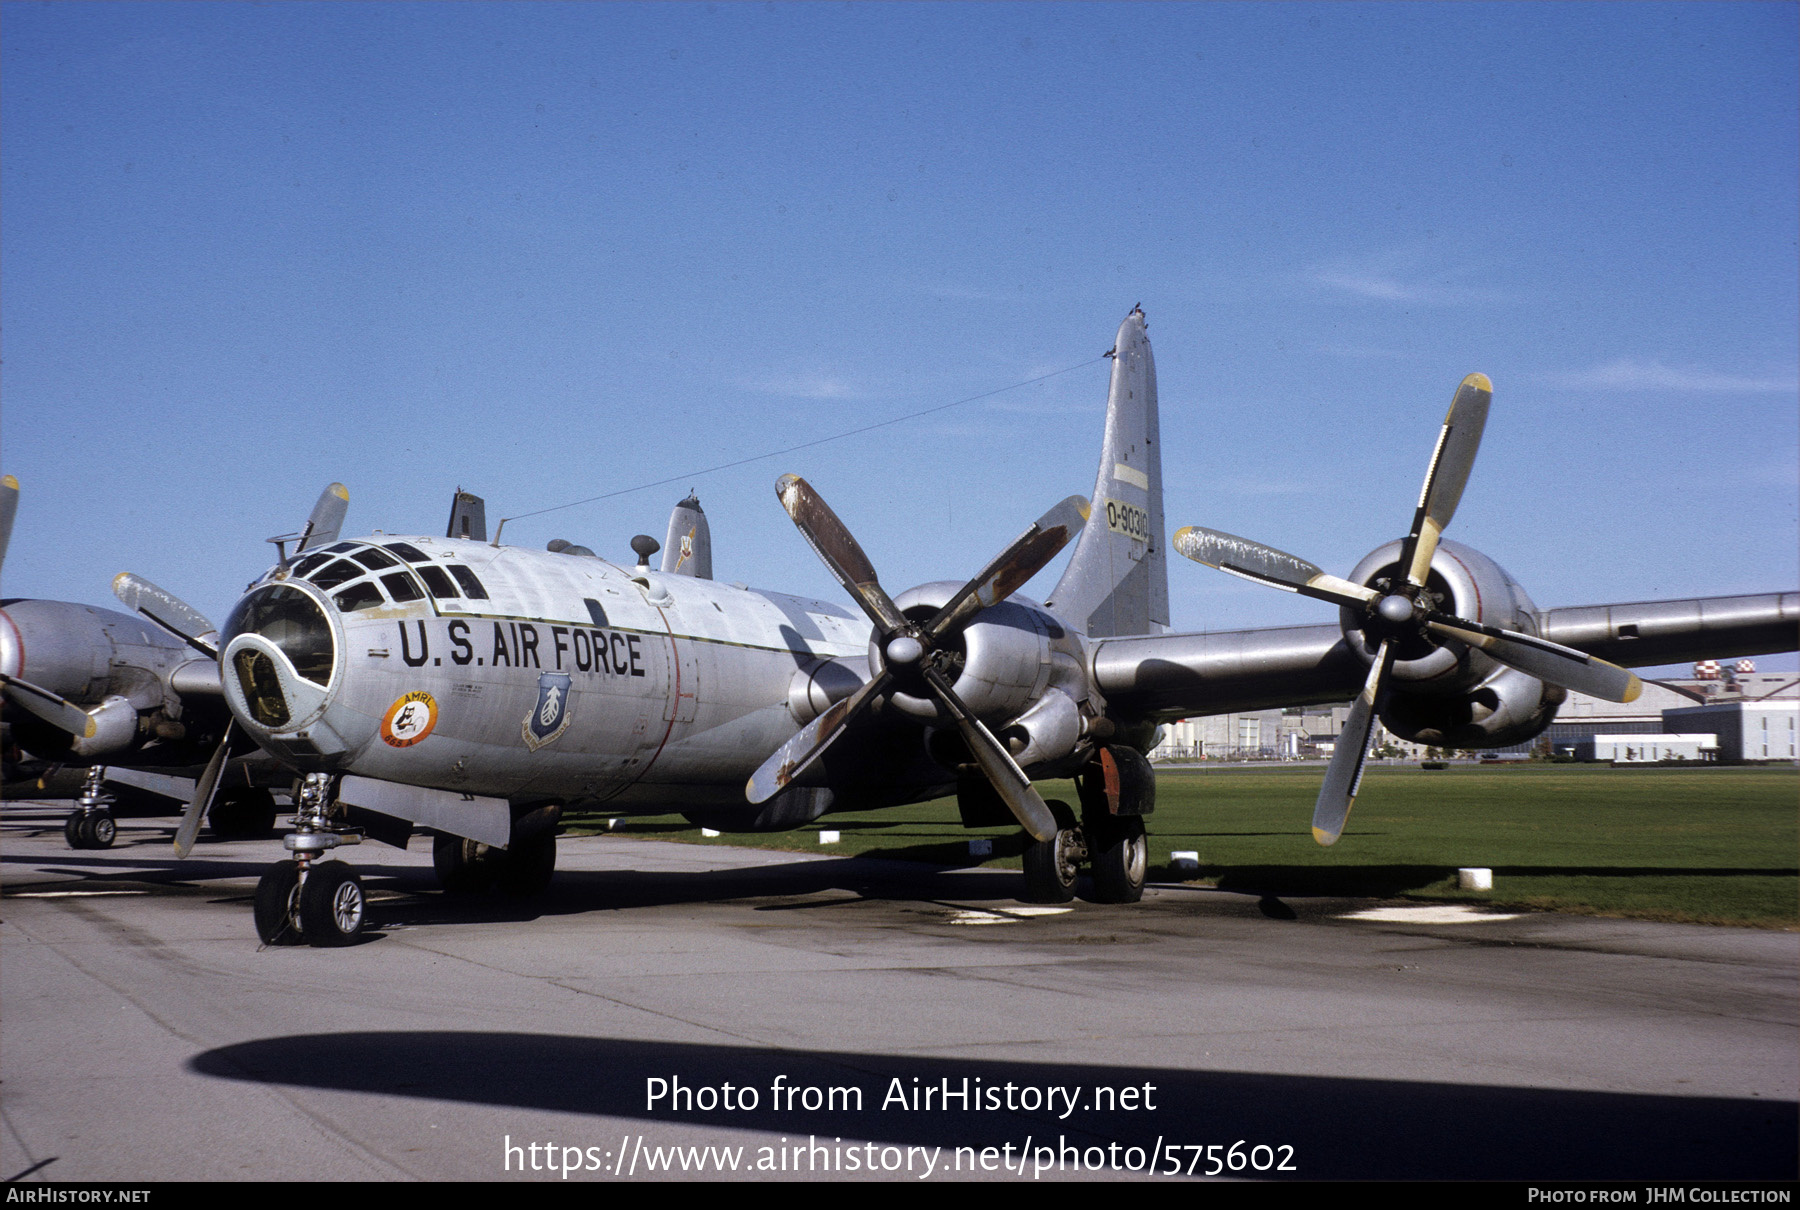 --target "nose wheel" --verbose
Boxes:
[253,772,367,947]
